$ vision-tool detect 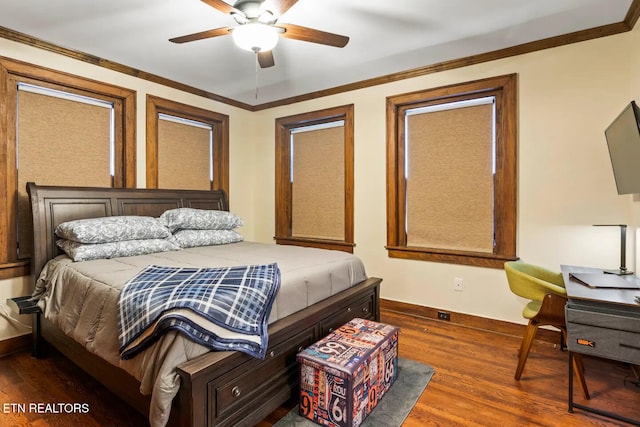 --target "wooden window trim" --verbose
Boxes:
[275,105,354,252]
[386,74,518,268]
[0,58,136,279]
[146,95,229,196]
